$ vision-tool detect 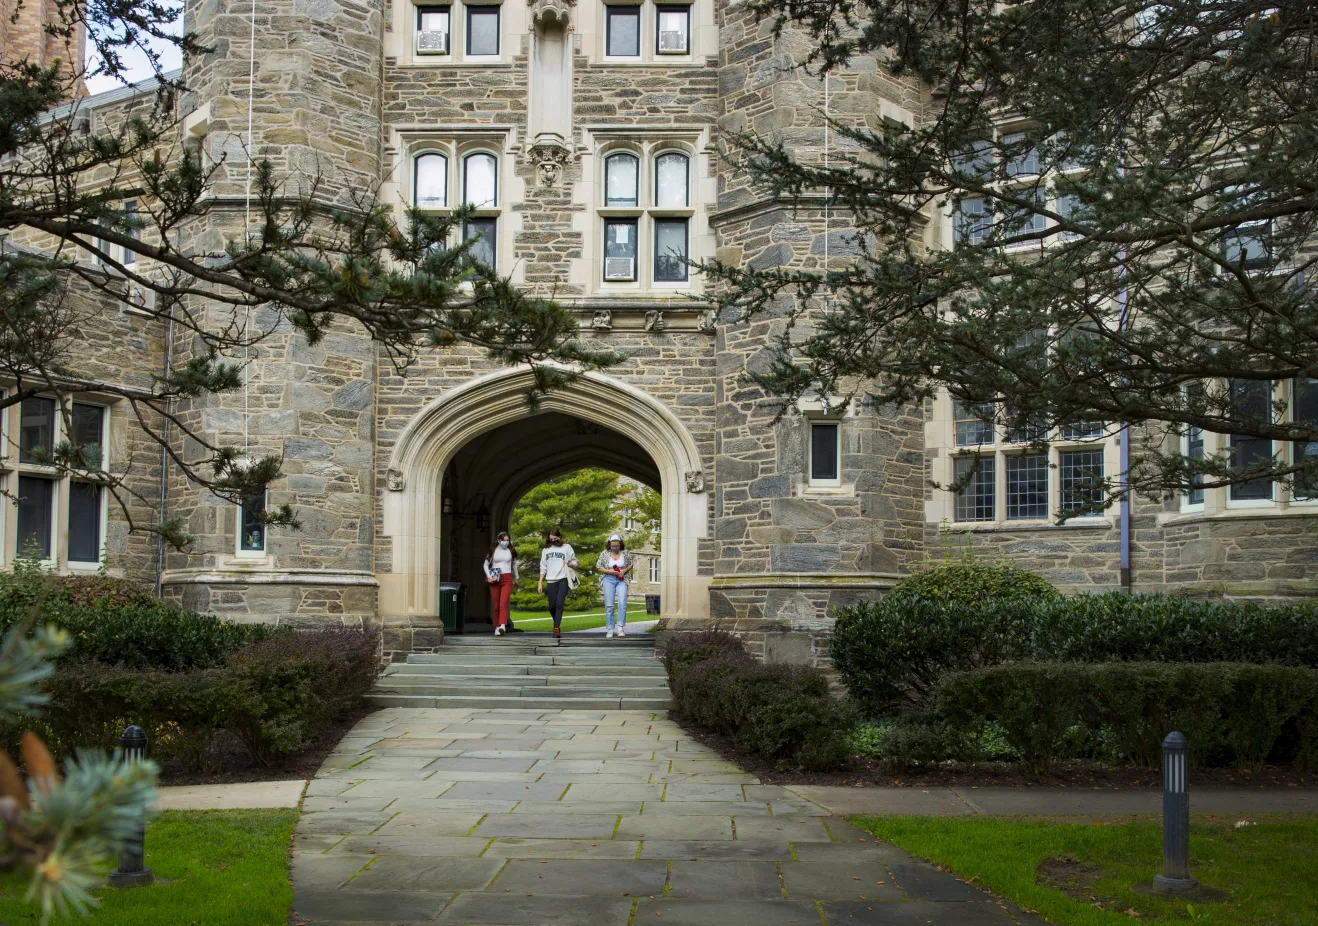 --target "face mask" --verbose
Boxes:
[550,538,562,546]
[499,540,509,548]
